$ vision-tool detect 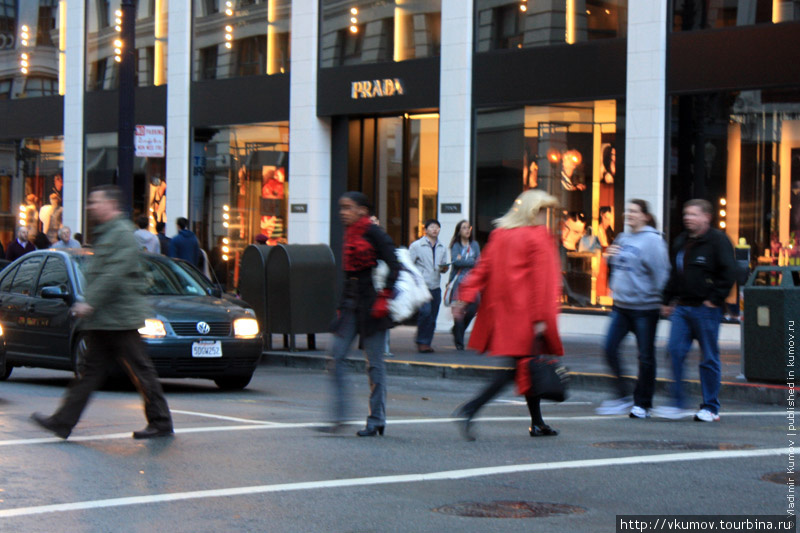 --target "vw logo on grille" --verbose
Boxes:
[196,322,211,335]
